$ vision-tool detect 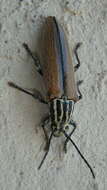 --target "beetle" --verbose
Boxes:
[8,16,95,178]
